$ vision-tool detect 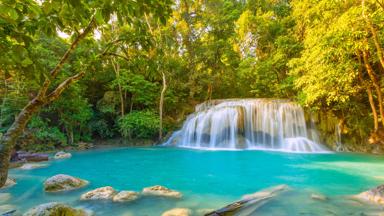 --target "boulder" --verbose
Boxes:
[311,193,328,201]
[19,163,48,170]
[77,142,94,150]
[44,174,88,192]
[355,185,384,204]
[12,151,48,162]
[0,204,16,215]
[80,186,117,200]
[161,208,192,216]
[54,151,72,159]
[142,185,182,198]
[23,202,90,216]
[112,191,139,202]
[1,178,16,189]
